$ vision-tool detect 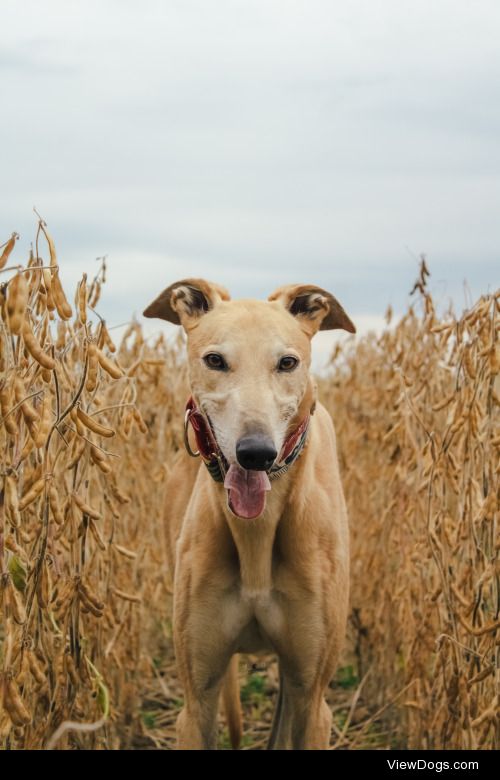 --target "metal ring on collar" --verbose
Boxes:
[183,408,200,458]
